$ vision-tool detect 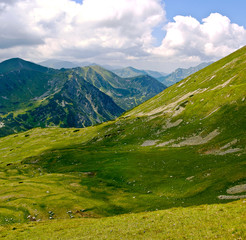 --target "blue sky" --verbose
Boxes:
[165,0,246,26]
[0,0,246,71]
[150,0,246,47]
